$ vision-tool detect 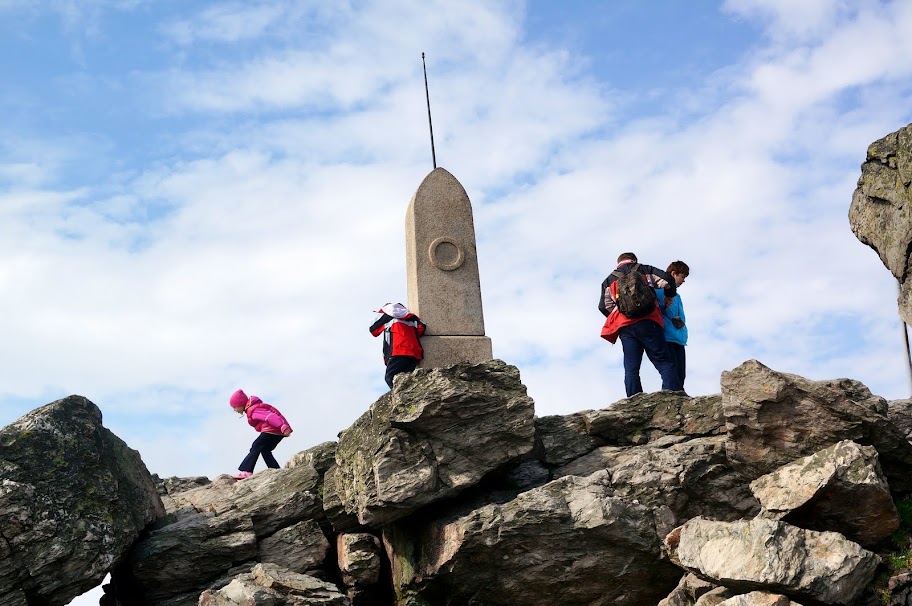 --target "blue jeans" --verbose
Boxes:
[238,432,284,472]
[618,321,681,396]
